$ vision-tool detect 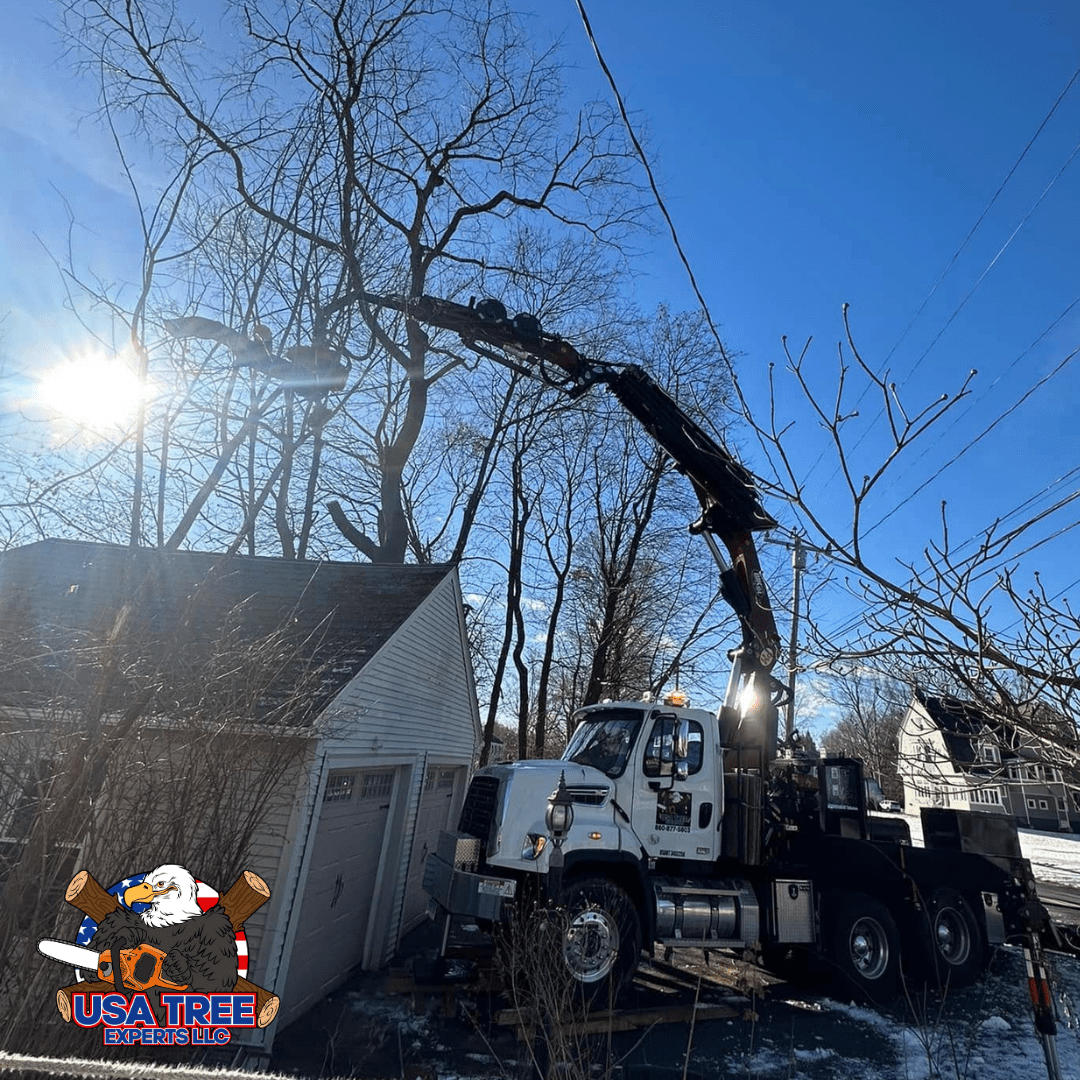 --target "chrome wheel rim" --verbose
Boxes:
[935,906,972,966]
[848,916,890,980]
[564,908,619,983]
